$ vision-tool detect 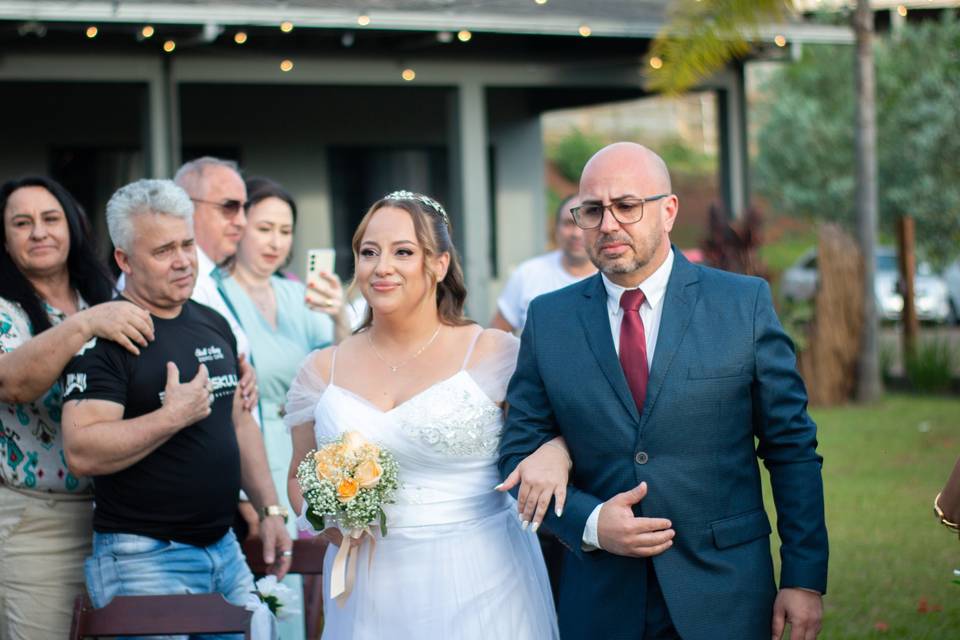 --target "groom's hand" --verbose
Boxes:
[597,482,675,557]
[771,588,822,640]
